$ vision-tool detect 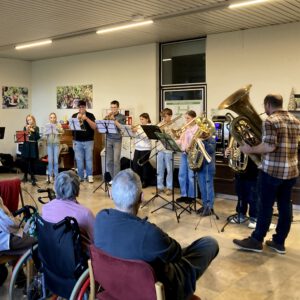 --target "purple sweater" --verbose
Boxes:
[42,198,95,242]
